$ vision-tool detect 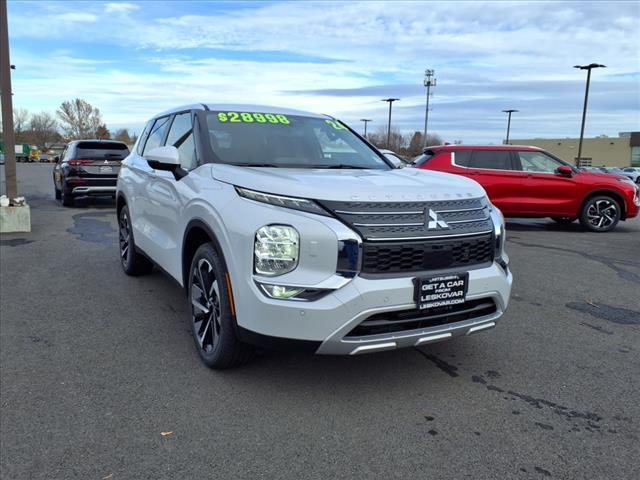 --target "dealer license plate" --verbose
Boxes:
[414,273,469,310]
